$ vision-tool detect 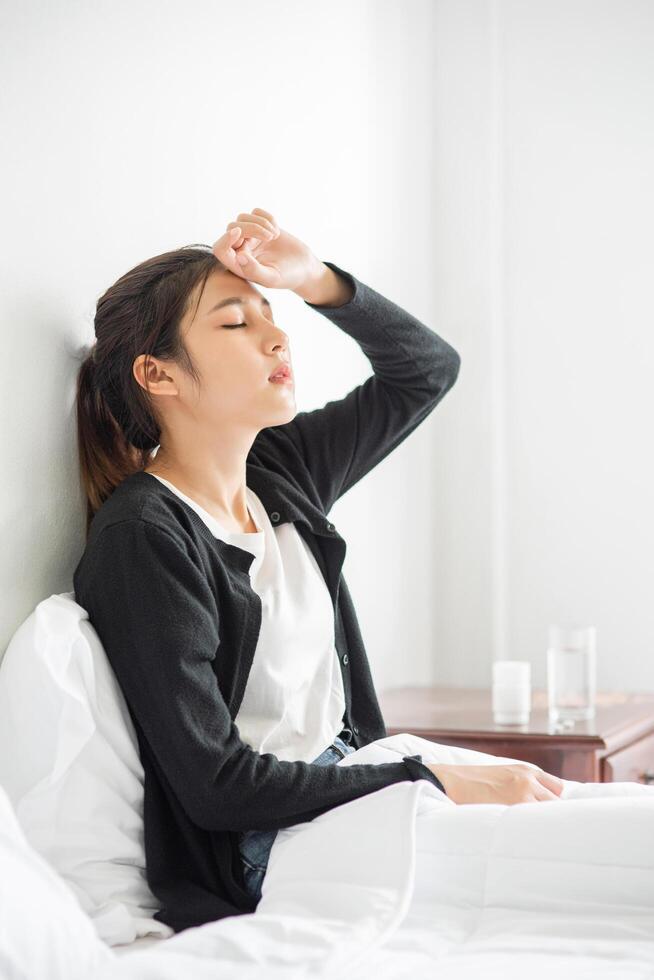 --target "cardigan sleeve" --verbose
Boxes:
[75,518,447,834]
[259,260,461,515]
